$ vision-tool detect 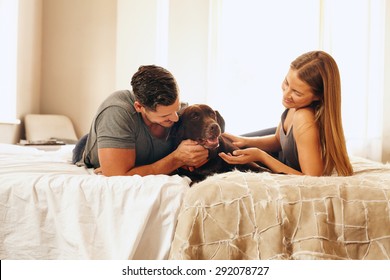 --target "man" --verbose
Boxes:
[76,65,208,176]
